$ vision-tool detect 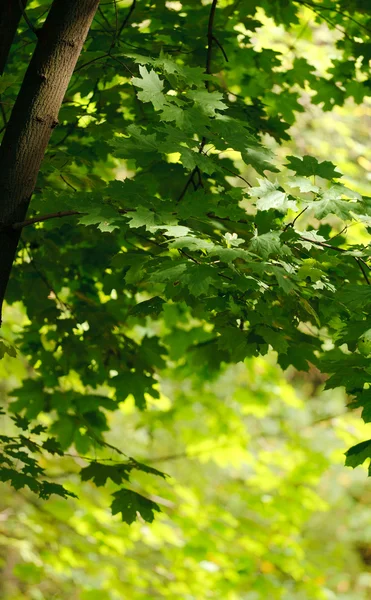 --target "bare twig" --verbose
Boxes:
[212,35,228,62]
[12,210,81,230]
[60,173,77,191]
[11,206,131,230]
[283,206,308,231]
[177,1,219,203]
[206,0,218,84]
[20,241,70,312]
[74,53,109,73]
[294,0,371,35]
[219,163,252,187]
[297,233,371,284]
[18,0,39,37]
[0,98,8,131]
[178,248,201,265]
[355,257,370,285]
[176,167,198,203]
[117,0,136,39]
